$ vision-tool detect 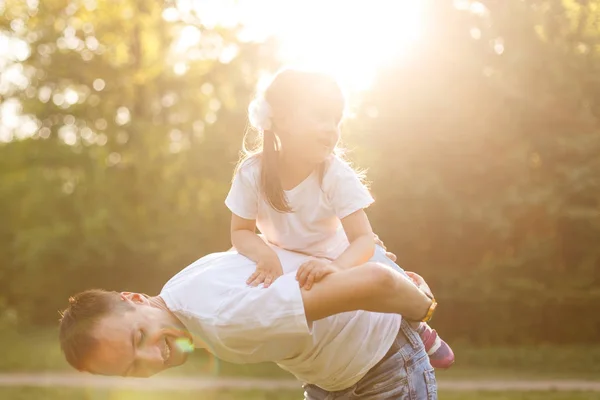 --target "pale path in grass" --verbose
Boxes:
[0,373,599,392]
